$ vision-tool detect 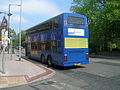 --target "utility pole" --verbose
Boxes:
[8,4,21,54]
[19,0,22,61]
[8,4,12,54]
